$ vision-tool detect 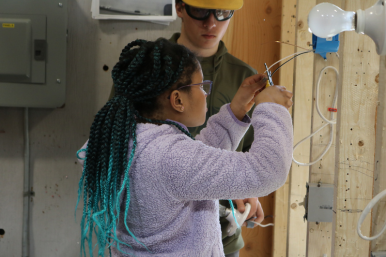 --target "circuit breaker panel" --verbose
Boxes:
[0,0,67,108]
